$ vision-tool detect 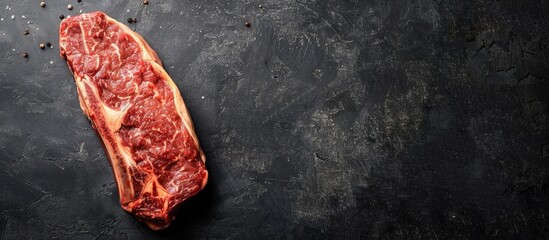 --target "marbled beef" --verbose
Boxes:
[59,11,208,230]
